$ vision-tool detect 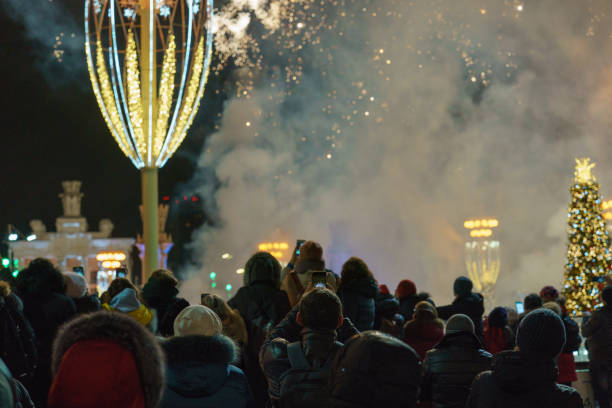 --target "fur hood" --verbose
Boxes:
[162,334,239,365]
[162,334,241,398]
[51,311,165,408]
